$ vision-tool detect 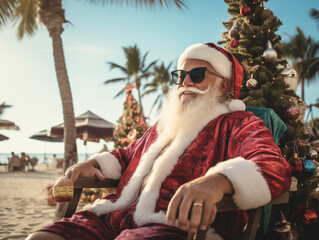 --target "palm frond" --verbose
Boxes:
[149,94,162,115]
[143,60,158,73]
[0,0,17,25]
[141,51,149,70]
[83,0,187,10]
[107,62,128,74]
[104,77,127,84]
[144,82,158,89]
[139,72,153,79]
[310,9,319,22]
[14,0,39,39]
[113,87,126,99]
[142,88,157,97]
[0,102,12,116]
